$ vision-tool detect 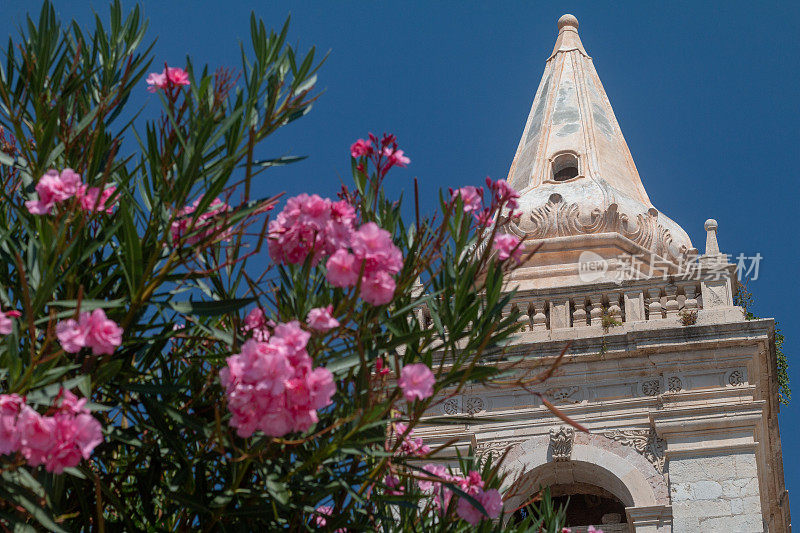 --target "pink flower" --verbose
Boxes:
[383,147,410,168]
[393,422,430,457]
[56,318,88,353]
[384,474,404,495]
[488,178,520,211]
[457,488,503,525]
[375,357,390,376]
[84,309,124,355]
[314,505,333,527]
[587,527,604,533]
[147,66,190,92]
[56,309,123,355]
[268,194,355,265]
[16,406,56,467]
[0,309,20,335]
[493,234,525,263]
[146,71,167,91]
[350,138,373,158]
[326,249,360,288]
[0,394,24,455]
[171,196,232,246]
[25,169,83,215]
[77,185,117,214]
[398,363,435,402]
[350,222,403,276]
[242,308,270,341]
[360,270,396,305]
[451,186,484,213]
[307,305,339,332]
